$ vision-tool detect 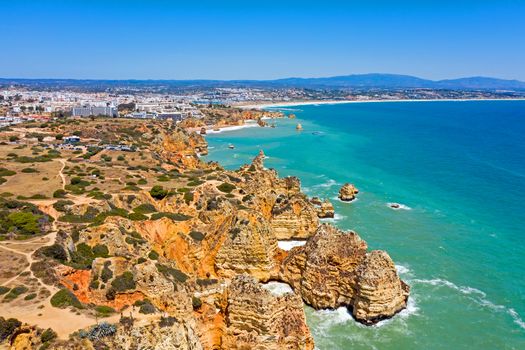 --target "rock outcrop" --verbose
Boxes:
[215,211,279,281]
[280,224,408,324]
[338,183,359,202]
[352,250,410,324]
[311,199,335,218]
[222,275,314,350]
